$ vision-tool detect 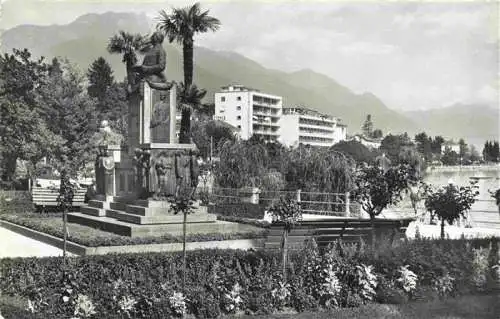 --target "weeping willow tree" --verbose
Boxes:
[284,145,355,193]
[215,139,269,188]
